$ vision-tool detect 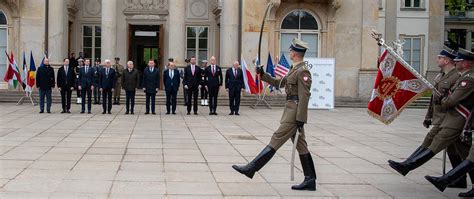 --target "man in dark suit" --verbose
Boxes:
[163,62,180,115]
[57,58,75,113]
[183,57,203,115]
[36,58,55,113]
[78,59,95,114]
[204,56,223,115]
[142,59,160,115]
[122,61,140,115]
[99,59,117,114]
[225,61,245,115]
[200,60,208,106]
